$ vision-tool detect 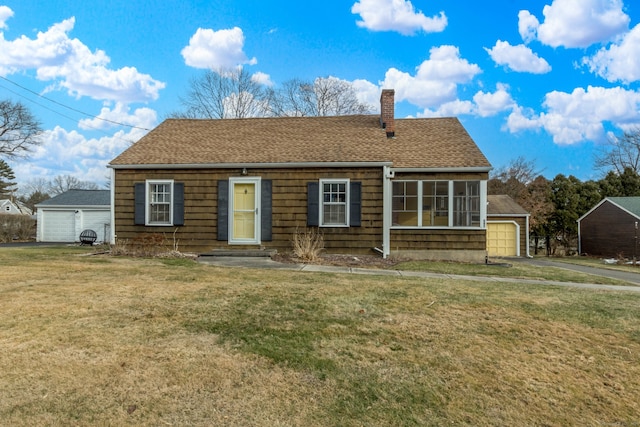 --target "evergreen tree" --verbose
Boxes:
[0,159,16,198]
